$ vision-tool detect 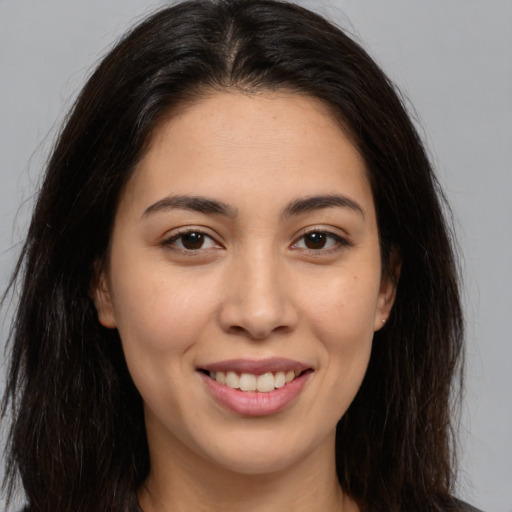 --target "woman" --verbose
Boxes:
[1,1,480,511]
